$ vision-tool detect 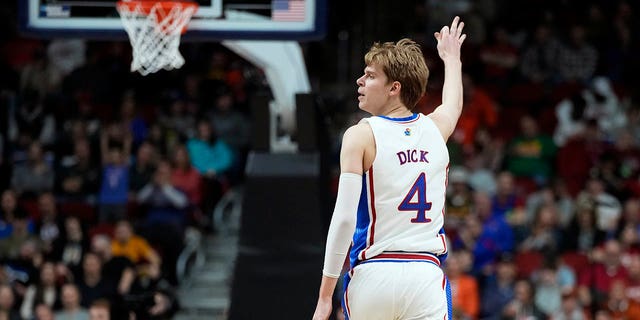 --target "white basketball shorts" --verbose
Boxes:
[343,253,451,320]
